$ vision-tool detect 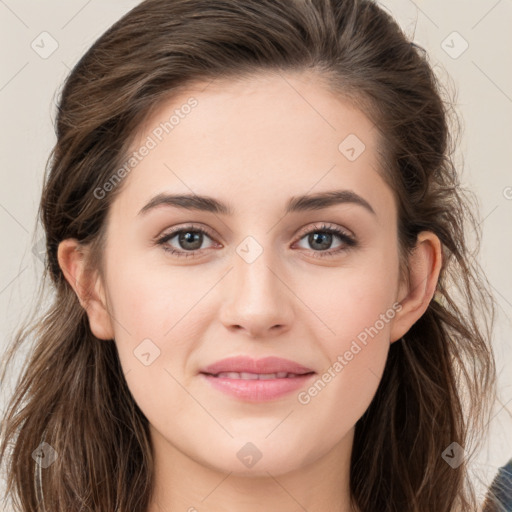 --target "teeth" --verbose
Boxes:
[258,373,276,380]
[214,372,301,380]
[240,372,259,380]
